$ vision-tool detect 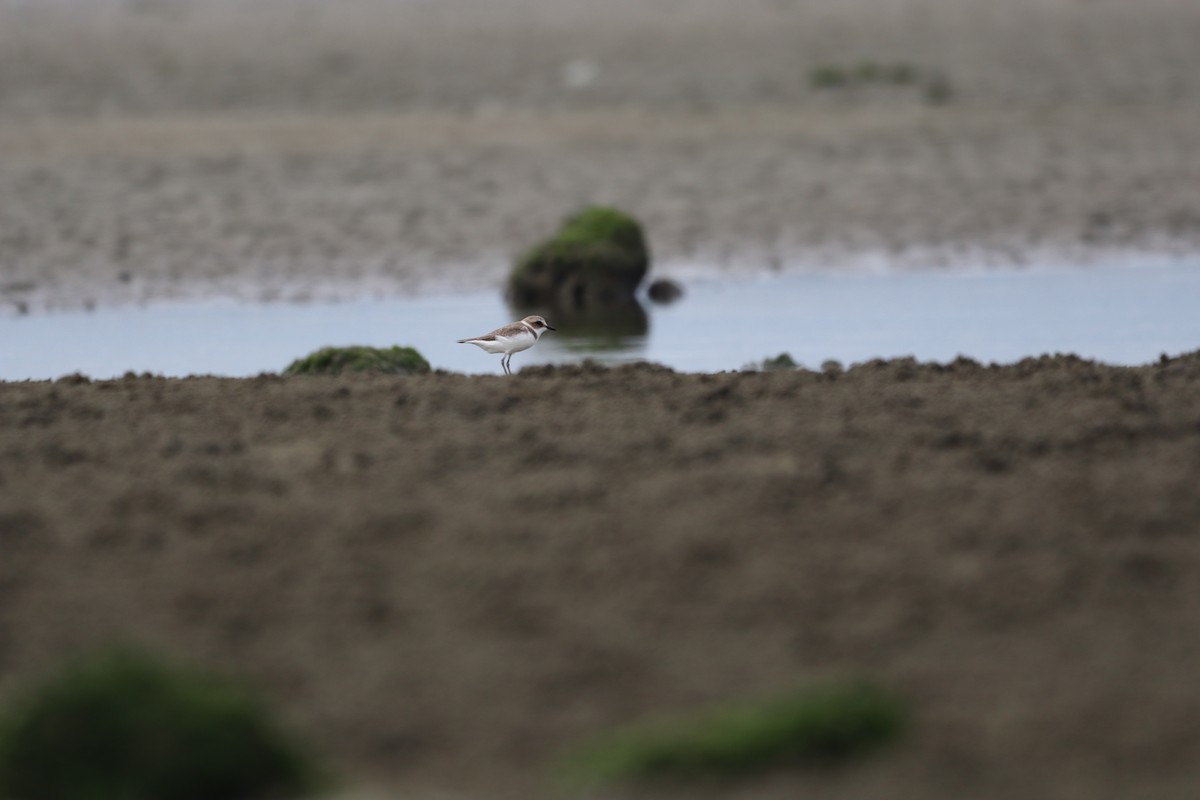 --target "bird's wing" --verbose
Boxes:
[458,322,527,343]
